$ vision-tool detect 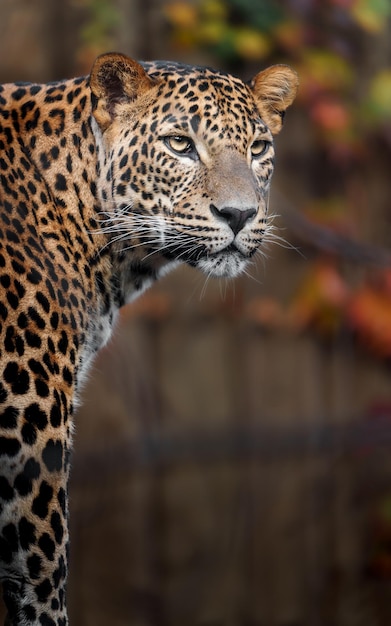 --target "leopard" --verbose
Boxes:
[0,51,298,625]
